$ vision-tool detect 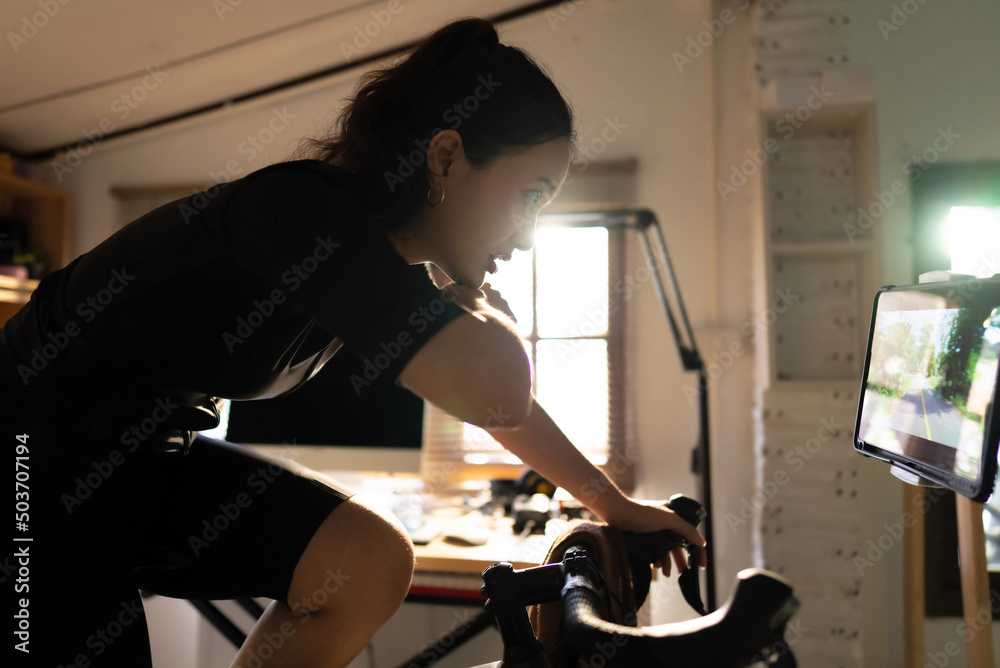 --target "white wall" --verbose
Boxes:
[850,1,1000,665]
[851,0,1000,286]
[32,0,724,665]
